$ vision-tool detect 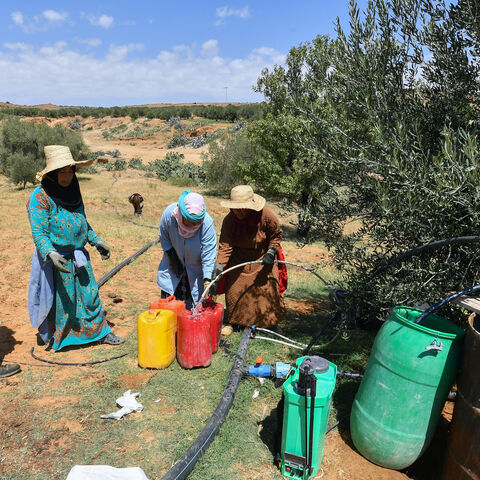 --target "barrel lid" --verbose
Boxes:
[299,356,329,375]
